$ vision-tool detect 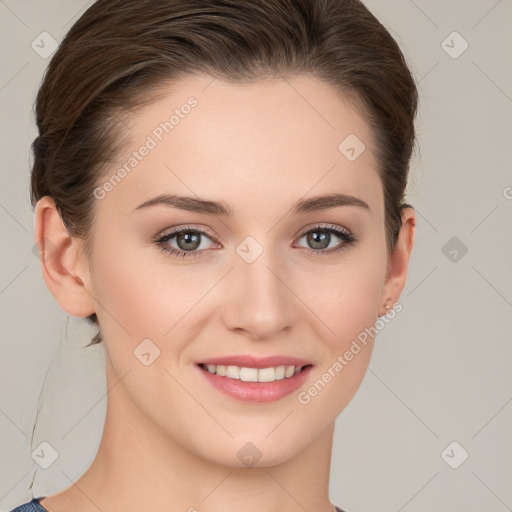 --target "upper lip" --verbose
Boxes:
[198,355,313,369]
